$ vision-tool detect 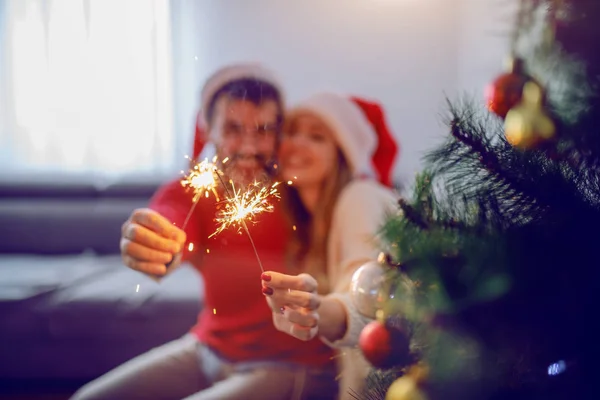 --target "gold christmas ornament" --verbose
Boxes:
[376,309,386,323]
[385,375,428,400]
[504,81,556,149]
[378,251,389,264]
[407,364,430,385]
